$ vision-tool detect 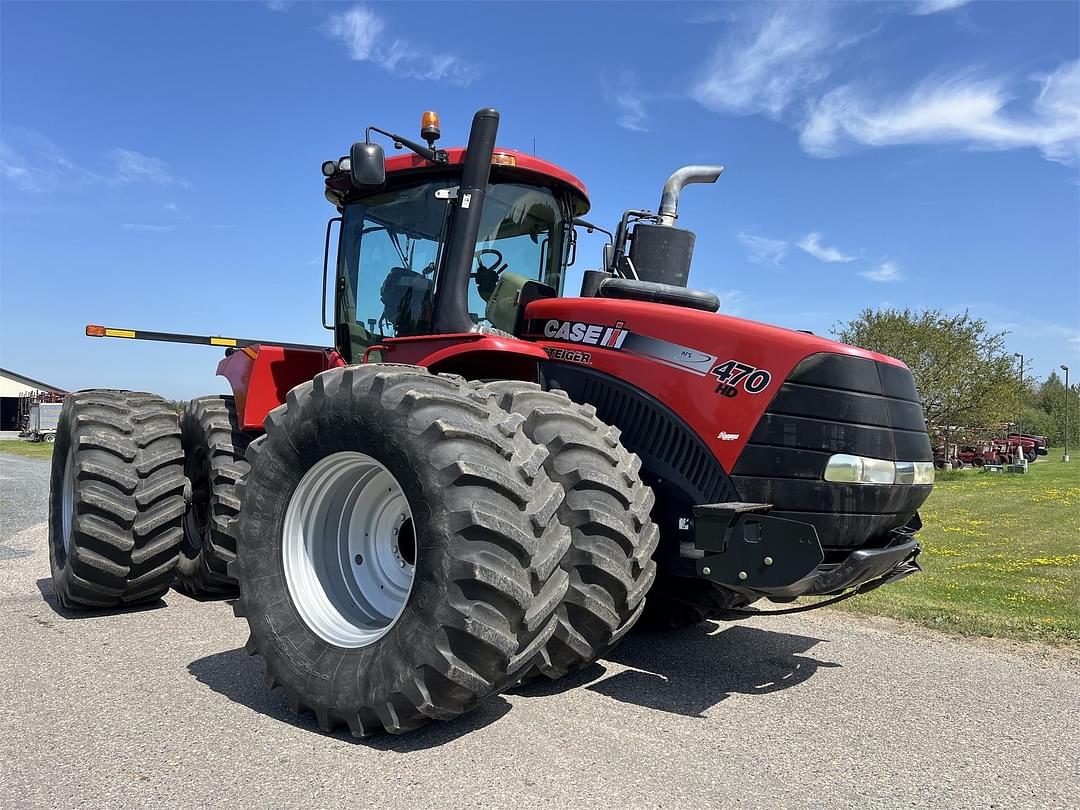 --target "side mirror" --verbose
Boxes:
[349,141,385,188]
